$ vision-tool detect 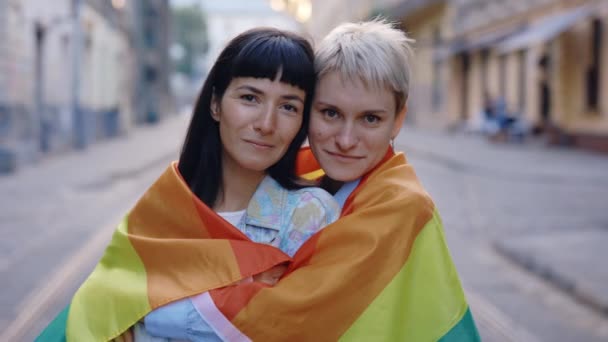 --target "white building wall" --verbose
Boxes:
[80,4,130,112]
[203,0,300,72]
